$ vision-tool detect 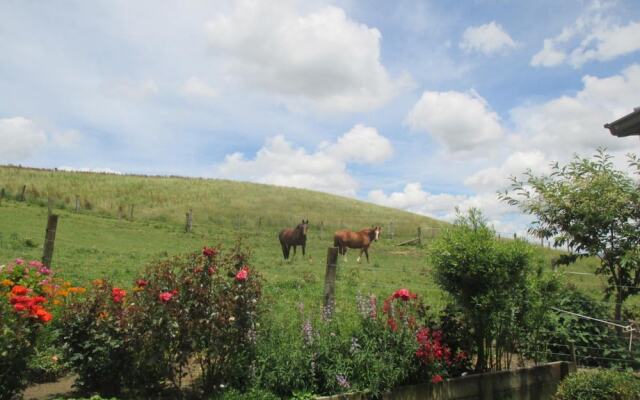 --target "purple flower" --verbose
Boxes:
[302,319,313,346]
[336,374,351,390]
